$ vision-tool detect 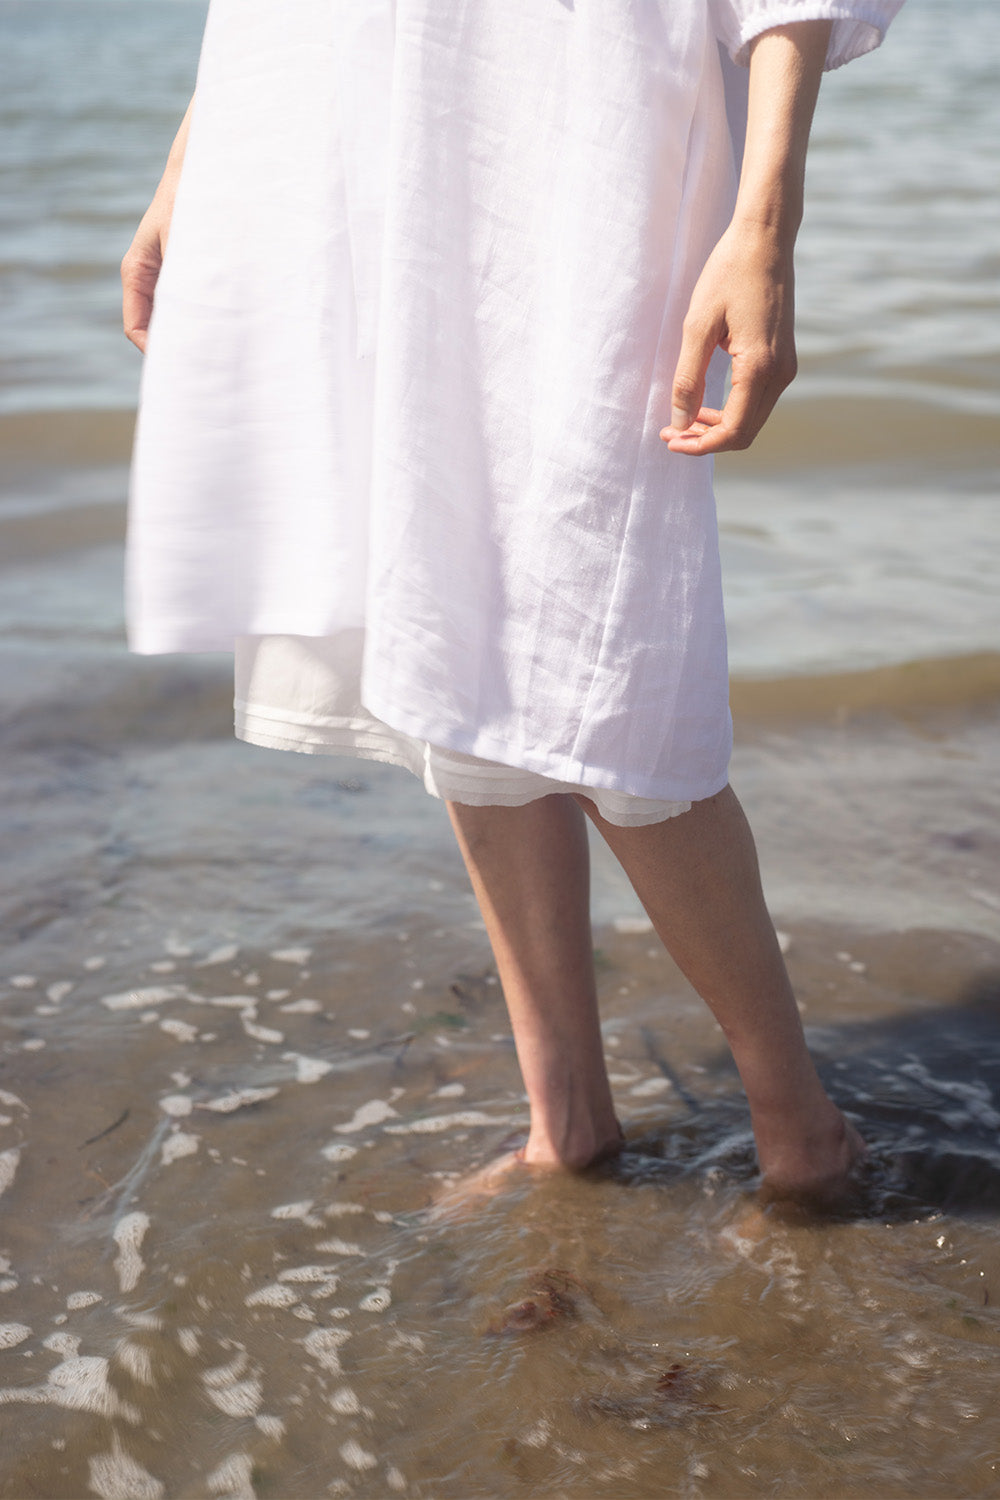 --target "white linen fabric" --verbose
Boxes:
[127,0,902,802]
[235,632,692,825]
